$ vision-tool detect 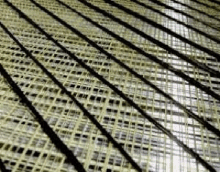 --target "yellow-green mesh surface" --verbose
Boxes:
[0,0,220,171]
